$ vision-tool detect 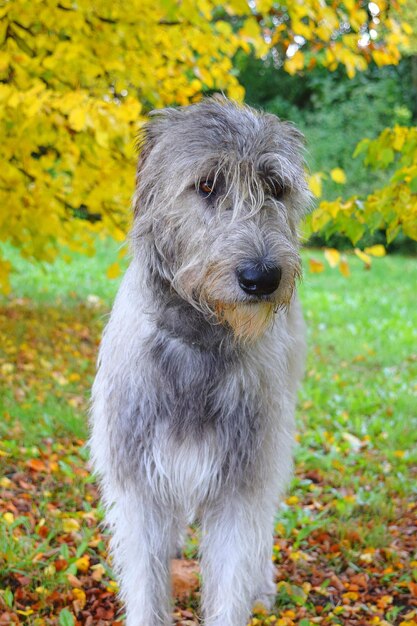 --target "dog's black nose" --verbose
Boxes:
[237,263,282,296]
